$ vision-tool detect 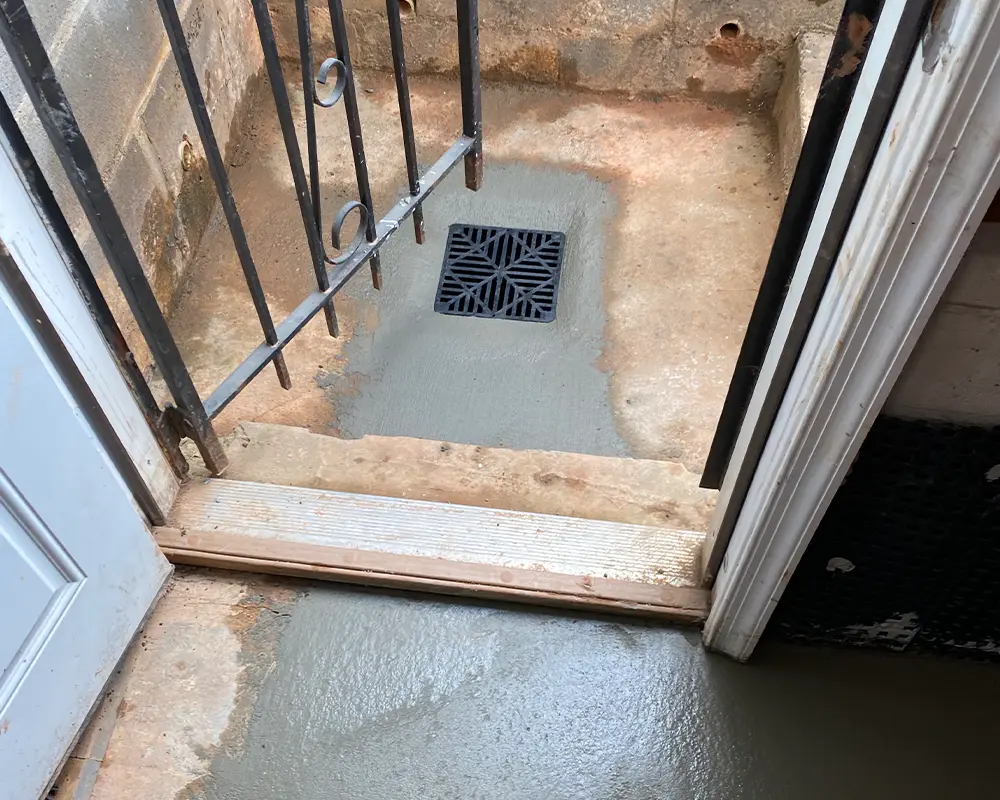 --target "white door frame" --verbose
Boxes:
[0,115,180,521]
[701,0,918,582]
[706,0,1000,660]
